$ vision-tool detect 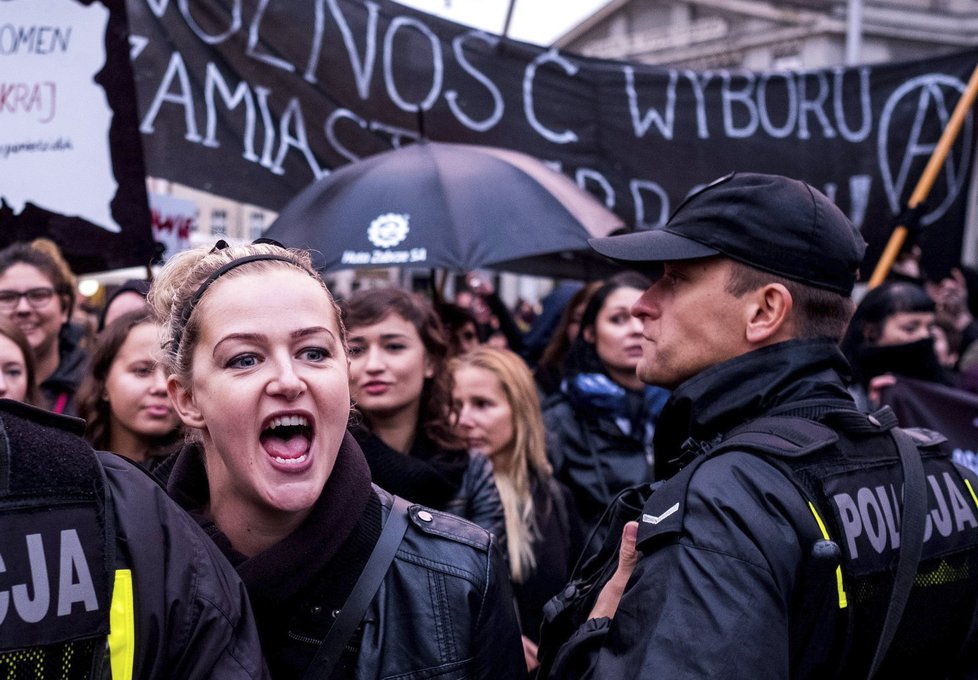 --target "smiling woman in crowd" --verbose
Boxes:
[341,287,506,542]
[0,242,87,414]
[149,242,525,679]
